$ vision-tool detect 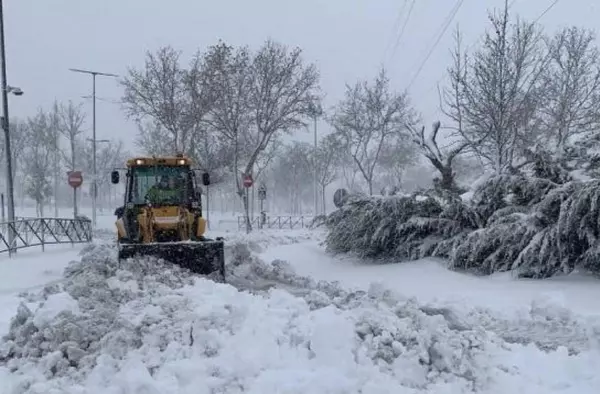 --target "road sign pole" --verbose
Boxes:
[259,198,264,229]
[73,187,78,218]
[68,171,83,218]
[257,184,266,230]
